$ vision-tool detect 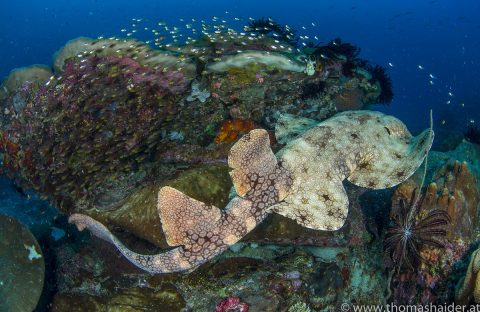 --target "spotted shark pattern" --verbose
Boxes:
[69,110,433,273]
